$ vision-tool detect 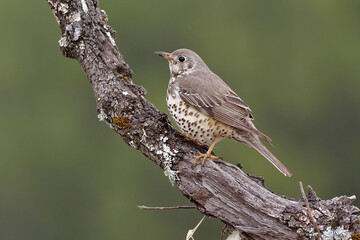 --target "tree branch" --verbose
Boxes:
[47,0,360,239]
[138,205,196,210]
